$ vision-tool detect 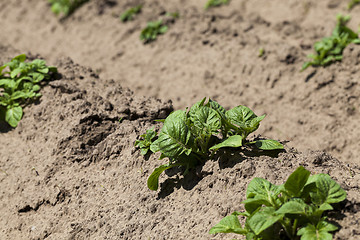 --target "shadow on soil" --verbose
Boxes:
[156,148,285,199]
[0,121,12,133]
